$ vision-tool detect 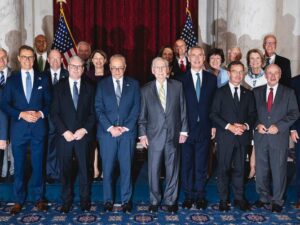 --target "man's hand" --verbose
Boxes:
[211,128,216,139]
[19,111,39,123]
[74,128,87,140]
[268,124,279,134]
[109,126,123,137]
[228,124,244,135]
[291,131,299,143]
[63,130,75,142]
[179,134,187,143]
[234,123,247,131]
[256,124,268,134]
[139,135,149,149]
[0,140,7,150]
